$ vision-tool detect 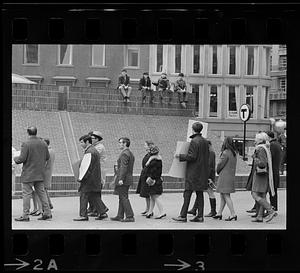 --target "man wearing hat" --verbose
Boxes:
[152,72,172,104]
[174,73,188,108]
[139,72,154,104]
